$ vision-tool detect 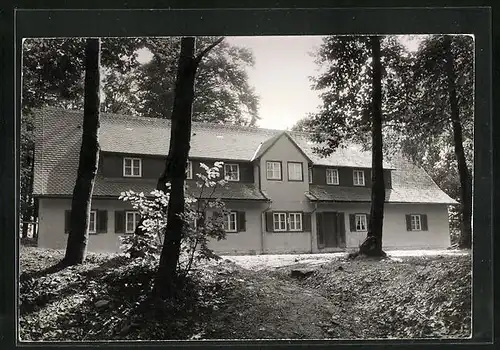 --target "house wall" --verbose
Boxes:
[207,201,266,255]
[258,135,314,253]
[38,197,266,255]
[100,152,254,183]
[313,202,450,251]
[37,197,139,253]
[311,166,392,188]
